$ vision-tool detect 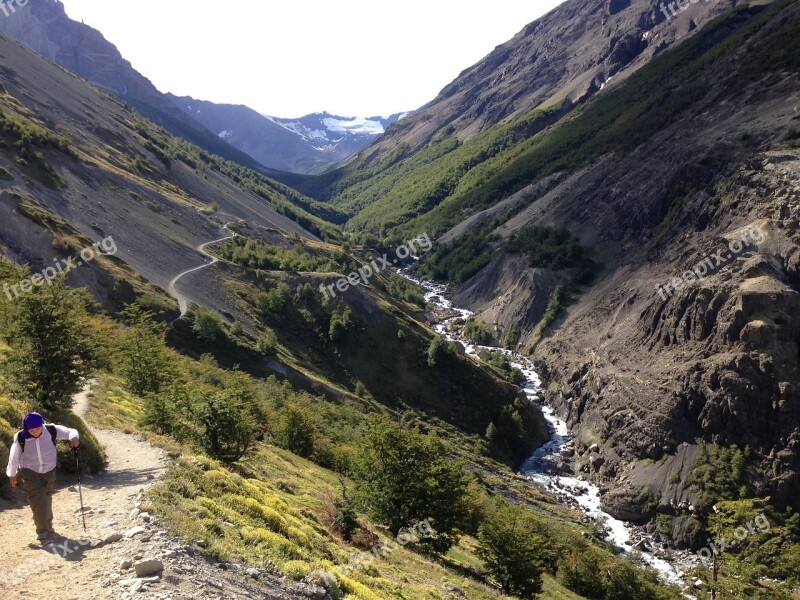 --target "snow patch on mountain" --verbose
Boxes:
[322,117,386,136]
[270,112,405,149]
[280,121,331,142]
